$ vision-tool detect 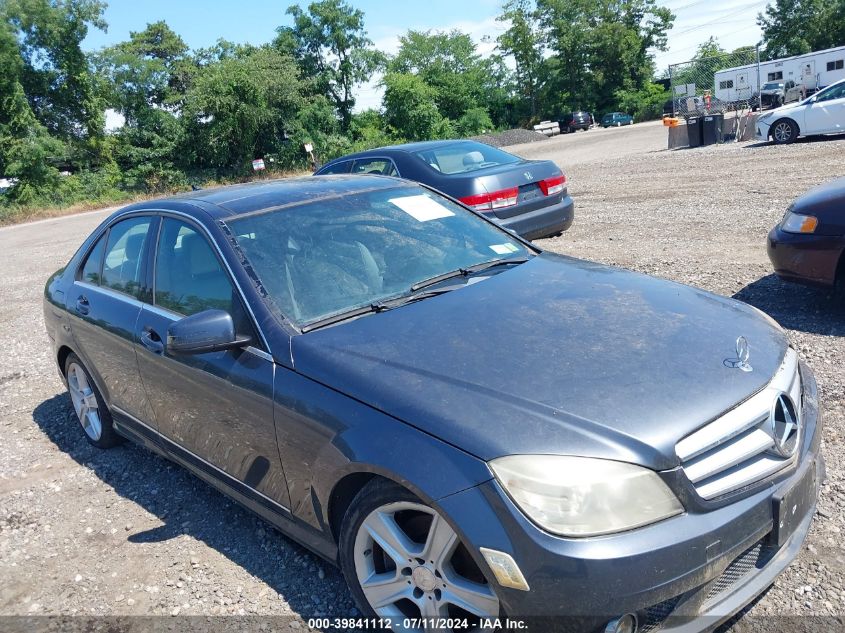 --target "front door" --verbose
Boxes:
[134,216,291,509]
[803,82,845,134]
[67,215,156,424]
